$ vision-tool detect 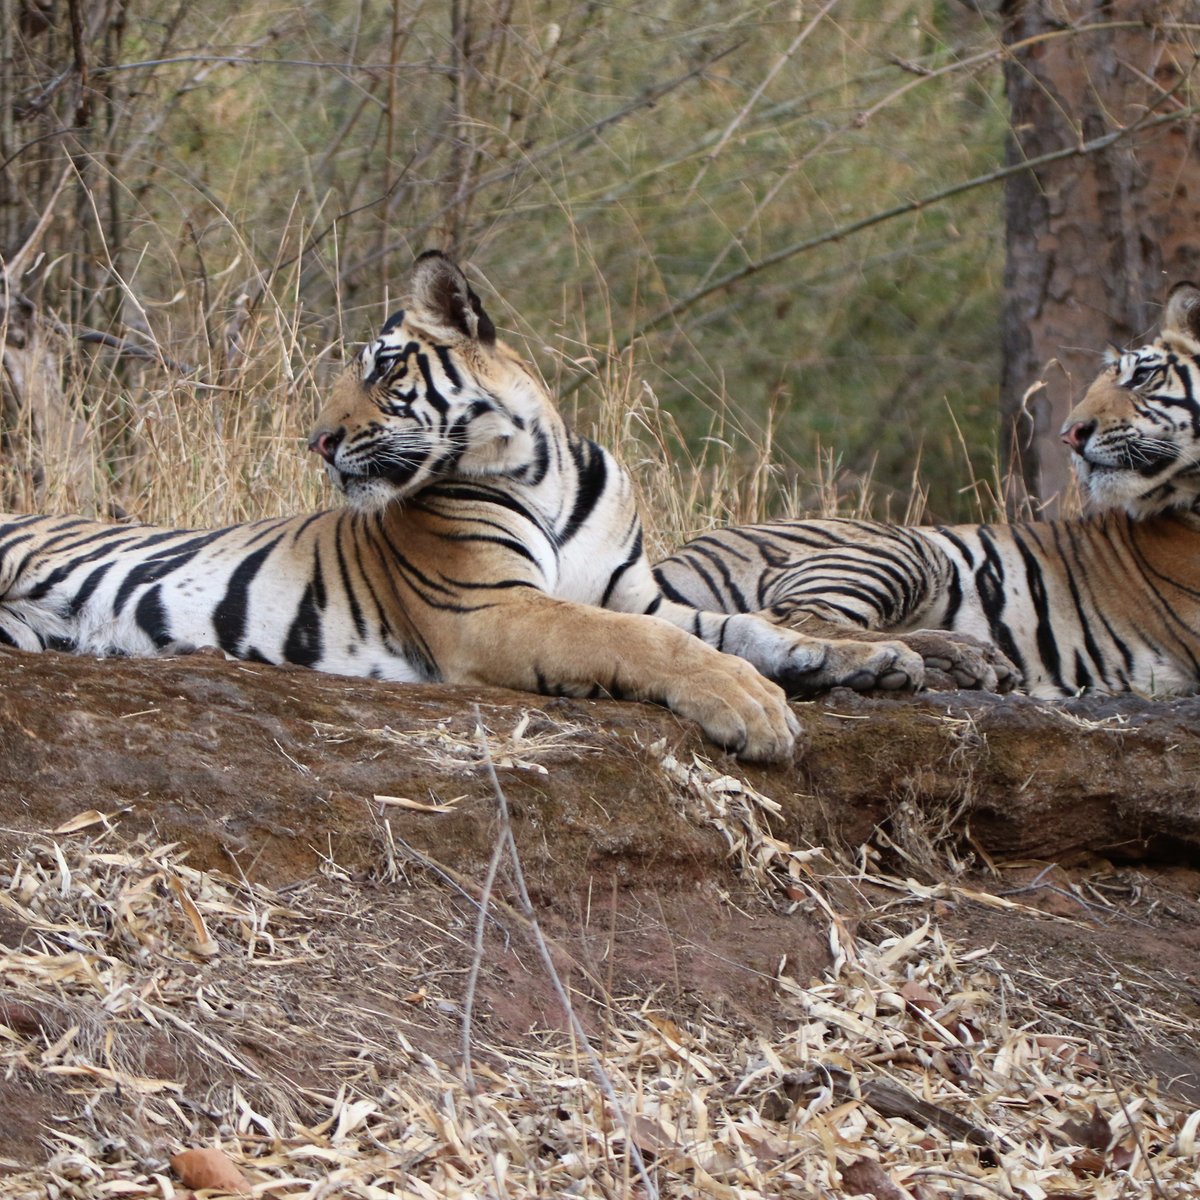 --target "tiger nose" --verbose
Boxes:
[1061,419,1096,453]
[308,428,344,462]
